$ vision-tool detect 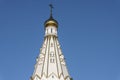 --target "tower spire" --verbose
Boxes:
[49,4,53,18]
[30,5,71,80]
